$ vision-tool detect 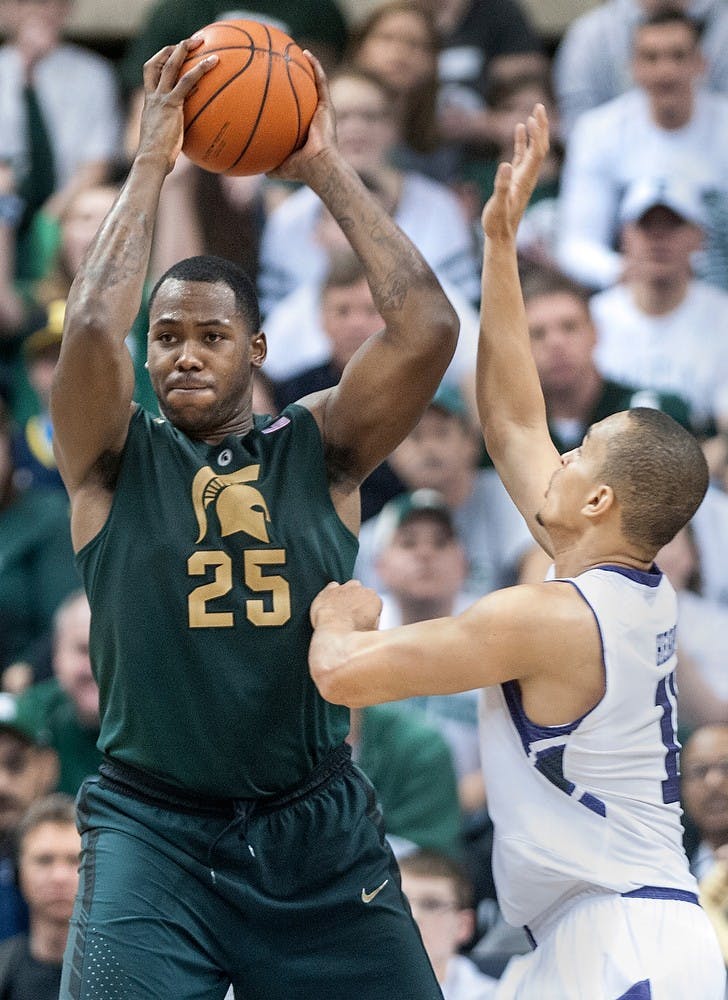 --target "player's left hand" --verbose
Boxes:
[310,580,382,633]
[481,103,549,243]
[268,52,337,183]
